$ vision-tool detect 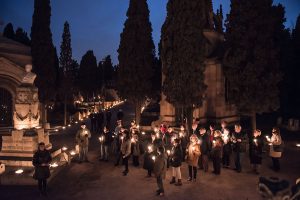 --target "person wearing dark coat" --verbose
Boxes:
[178,125,188,161]
[99,126,113,161]
[154,146,167,197]
[105,110,112,127]
[143,133,158,177]
[249,129,263,174]
[33,142,52,196]
[231,124,248,173]
[97,111,104,132]
[198,128,211,172]
[90,112,97,132]
[169,139,183,186]
[121,130,131,176]
[212,137,223,175]
[131,134,140,166]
